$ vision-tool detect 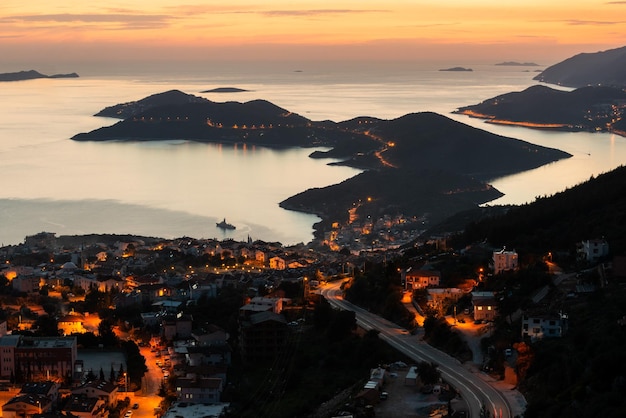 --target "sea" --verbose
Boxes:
[2,61,625,247]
